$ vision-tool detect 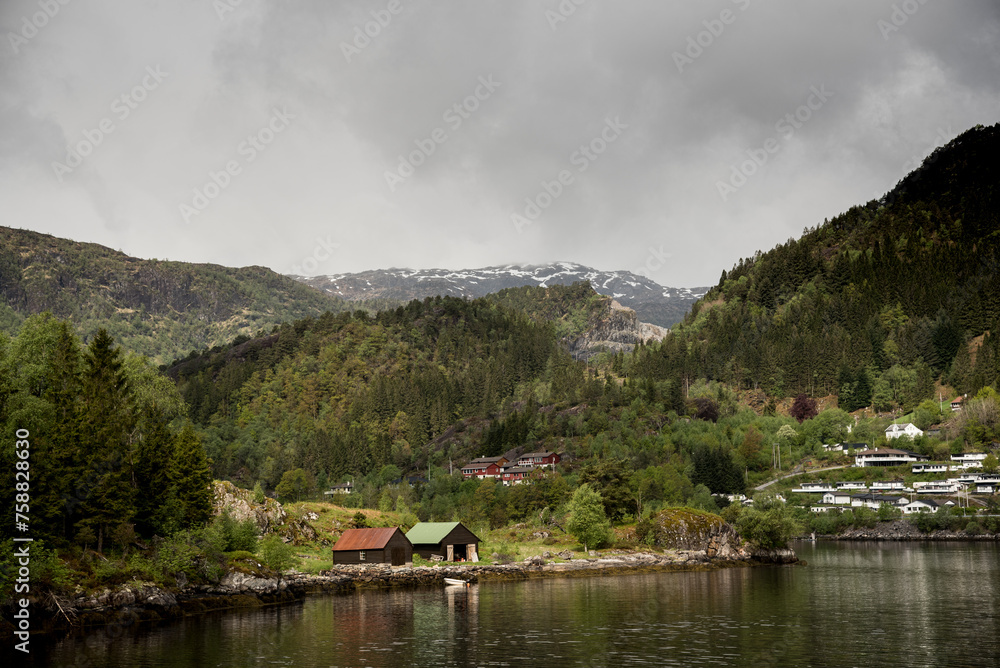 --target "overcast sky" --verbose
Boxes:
[2,1,998,287]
